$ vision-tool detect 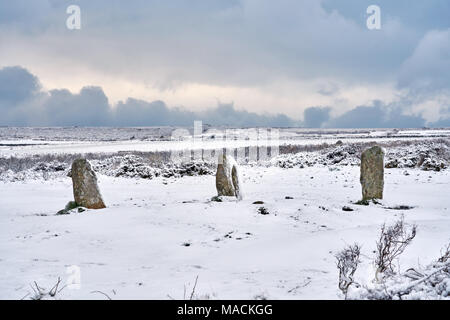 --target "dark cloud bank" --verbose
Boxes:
[1,66,449,128]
